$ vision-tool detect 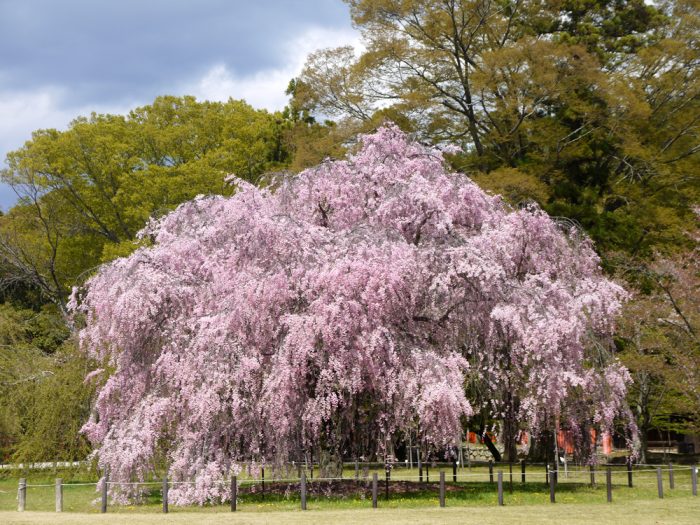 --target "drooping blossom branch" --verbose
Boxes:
[72,124,630,504]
